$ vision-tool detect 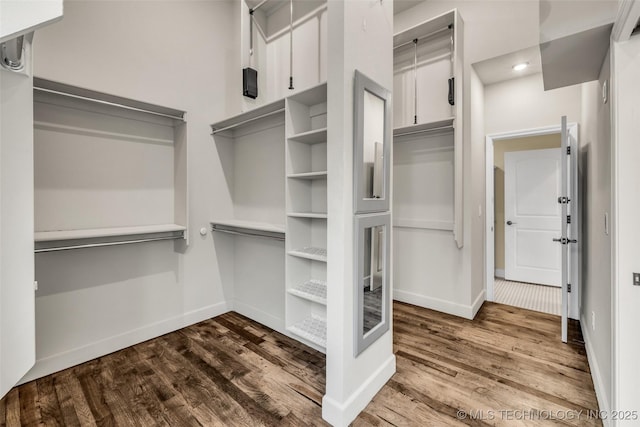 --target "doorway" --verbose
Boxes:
[486,124,579,320]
